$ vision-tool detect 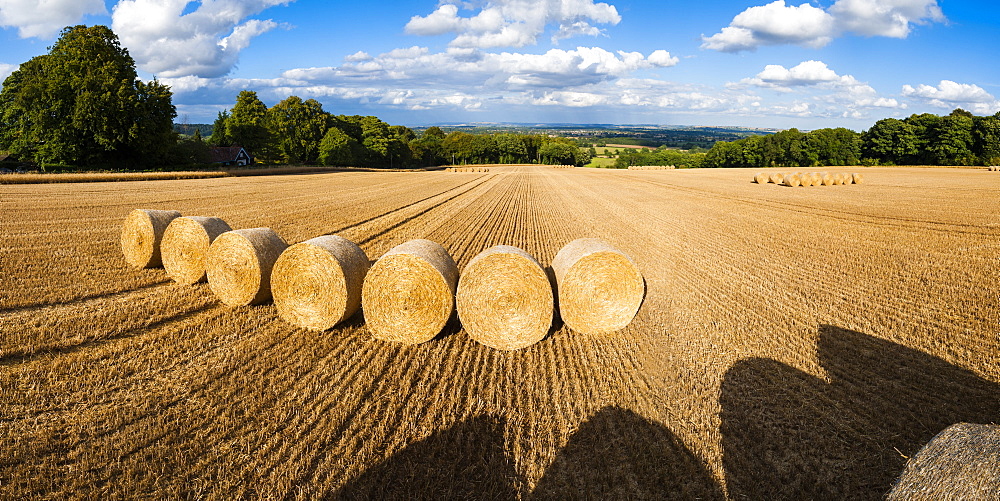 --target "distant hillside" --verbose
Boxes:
[174,124,214,138]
